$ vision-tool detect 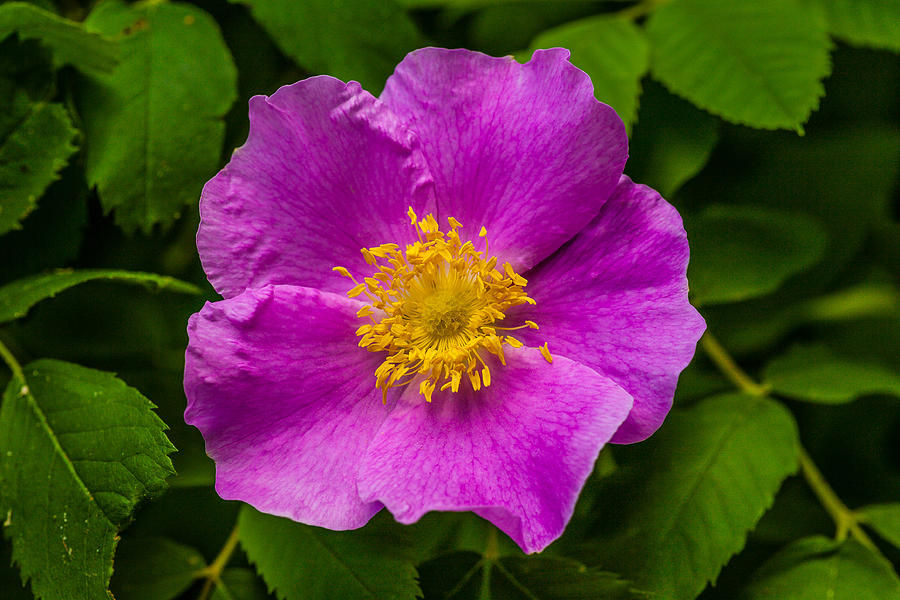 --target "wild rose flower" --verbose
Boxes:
[184,47,705,554]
